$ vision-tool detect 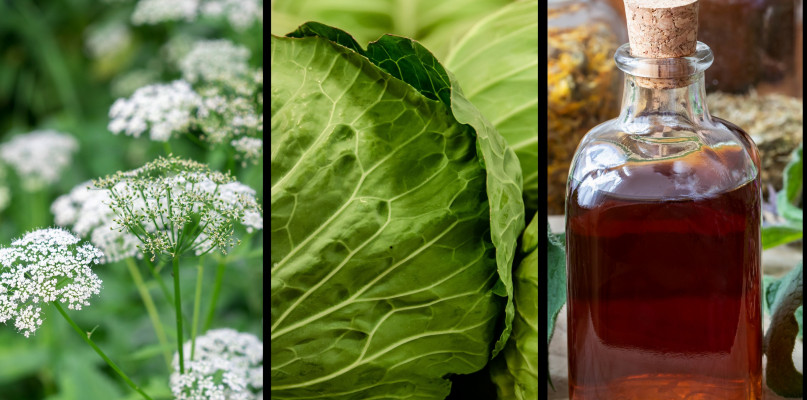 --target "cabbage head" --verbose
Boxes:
[270,23,525,399]
[446,0,539,212]
[490,212,538,399]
